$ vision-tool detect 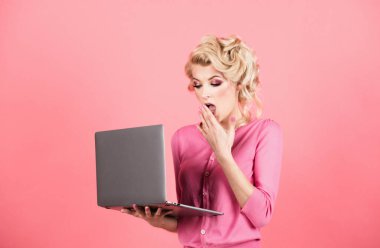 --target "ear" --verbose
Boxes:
[236,83,243,91]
